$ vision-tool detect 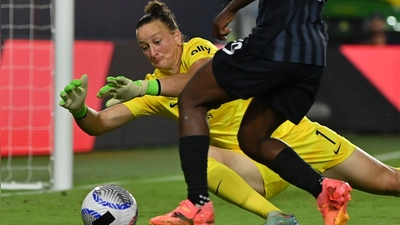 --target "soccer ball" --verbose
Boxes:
[81,184,138,225]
